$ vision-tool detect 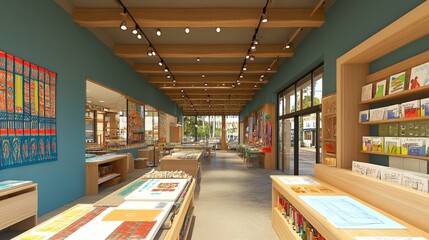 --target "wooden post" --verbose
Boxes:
[221,114,227,150]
